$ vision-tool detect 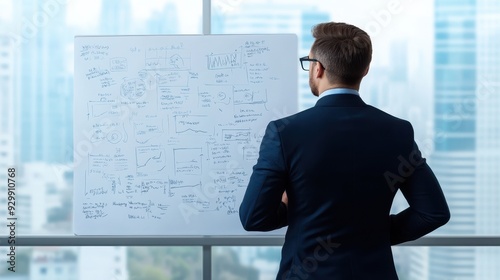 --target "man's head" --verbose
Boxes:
[308,22,372,96]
